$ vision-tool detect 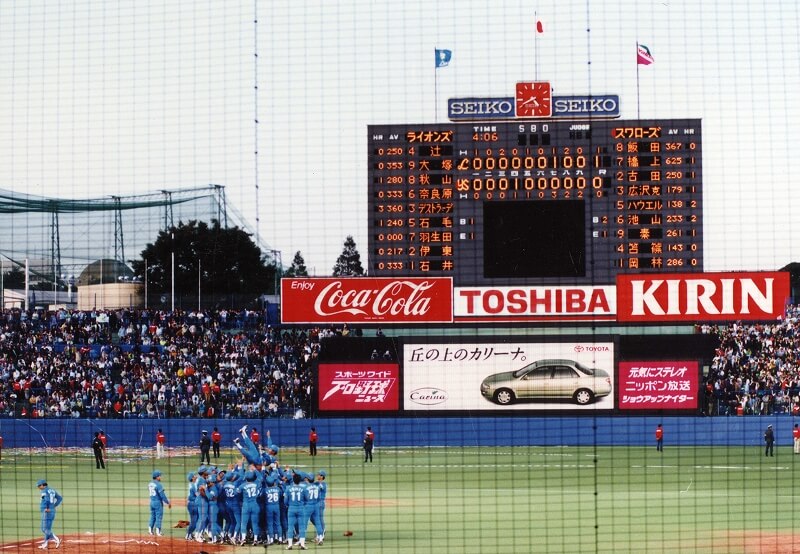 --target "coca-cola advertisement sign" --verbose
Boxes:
[318,363,400,411]
[281,277,453,323]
